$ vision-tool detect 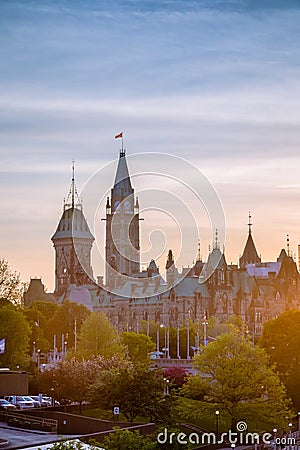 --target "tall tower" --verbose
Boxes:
[51,162,94,295]
[105,150,140,287]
